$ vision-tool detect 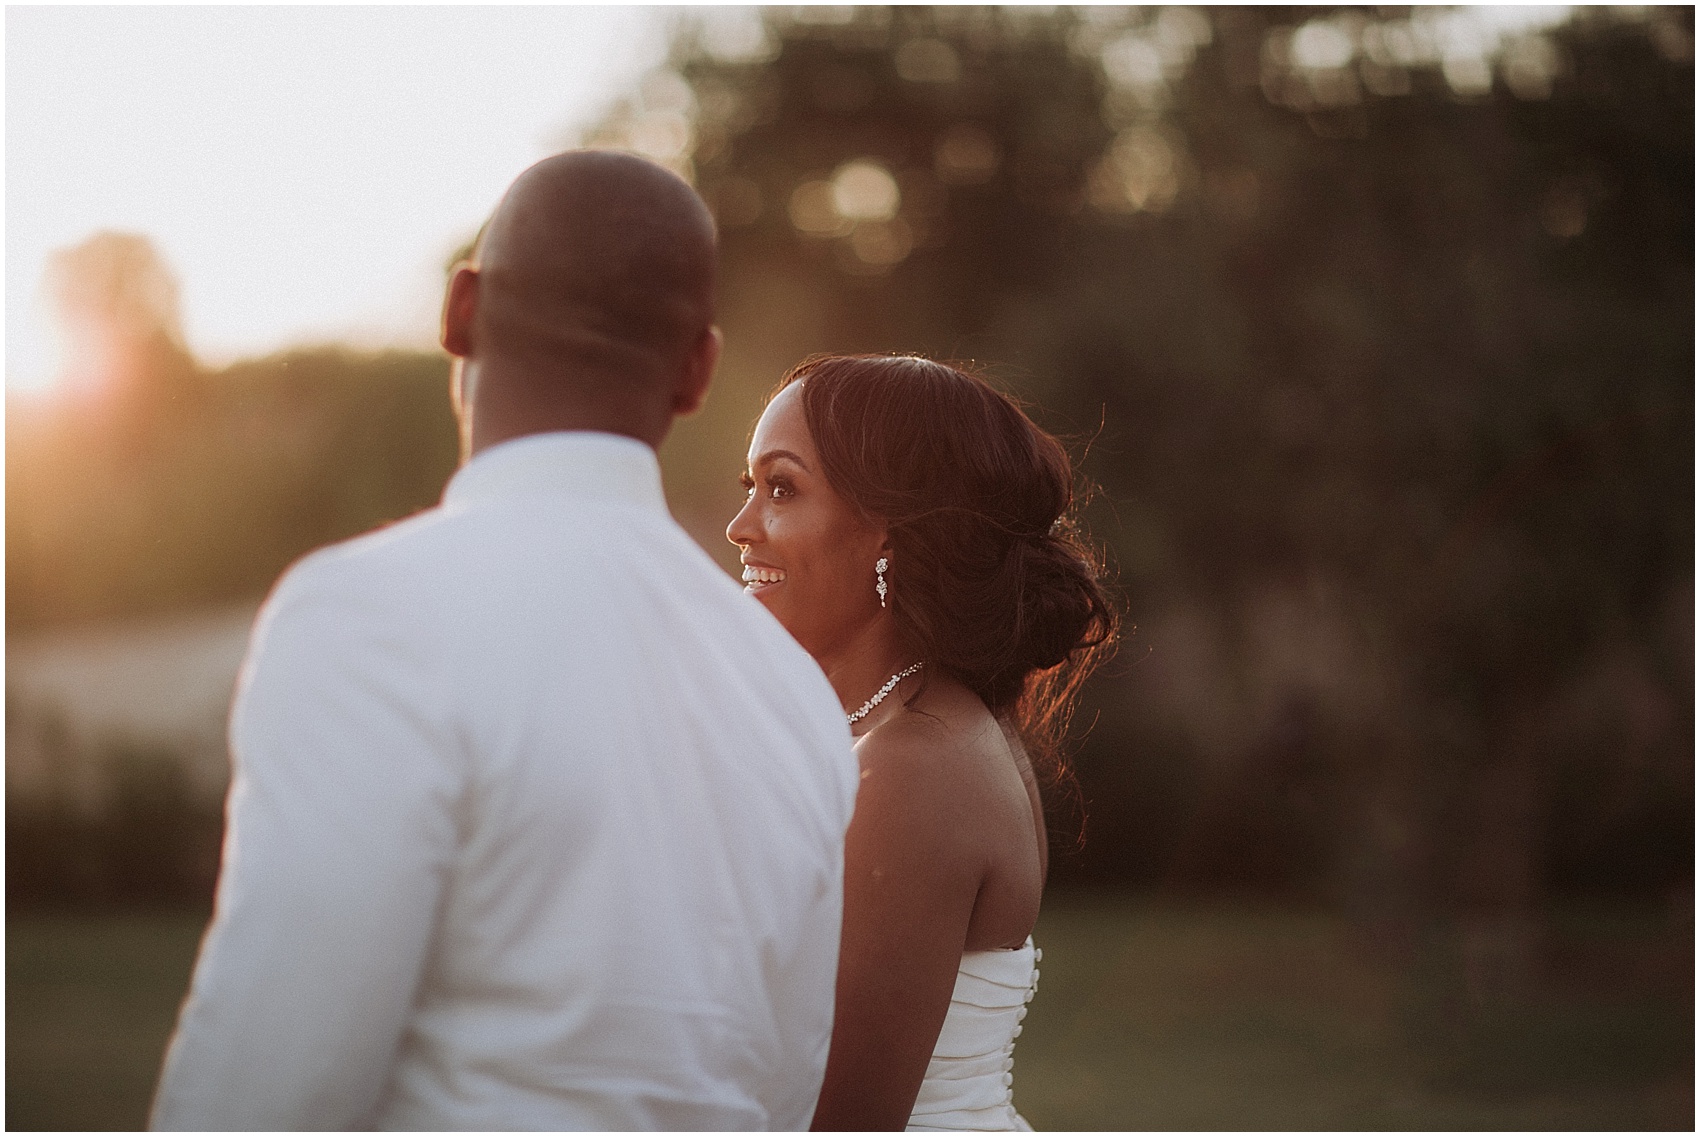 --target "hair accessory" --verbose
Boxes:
[847,662,923,725]
[875,556,889,608]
